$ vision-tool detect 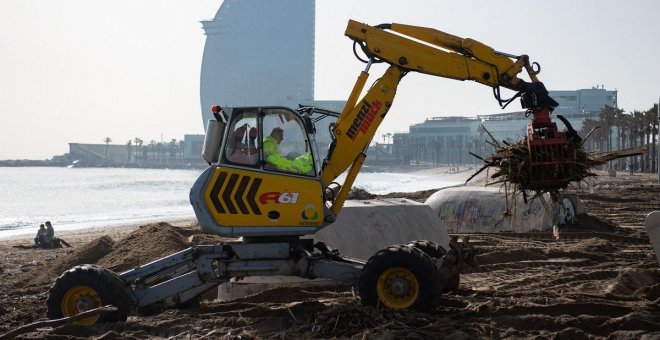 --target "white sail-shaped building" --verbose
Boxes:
[200,0,344,128]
